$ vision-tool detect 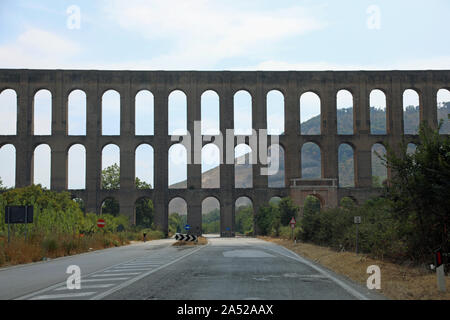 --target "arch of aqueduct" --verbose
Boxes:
[0,69,449,236]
